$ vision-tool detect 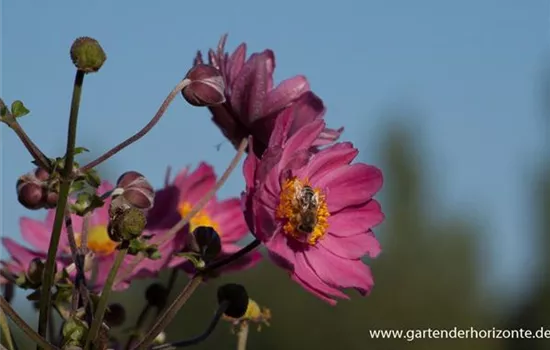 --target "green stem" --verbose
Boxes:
[0,297,58,350]
[37,69,85,347]
[84,241,129,349]
[0,303,15,350]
